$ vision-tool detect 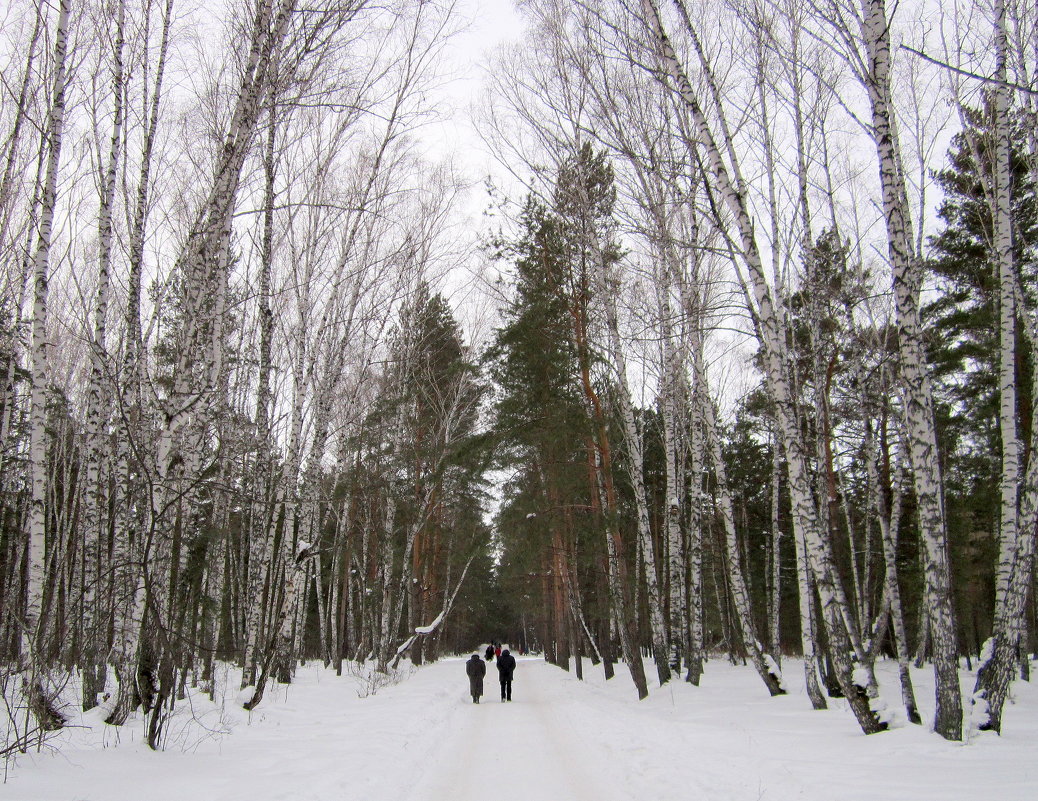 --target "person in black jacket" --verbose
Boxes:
[496,648,516,701]
[484,644,495,662]
[466,654,486,703]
